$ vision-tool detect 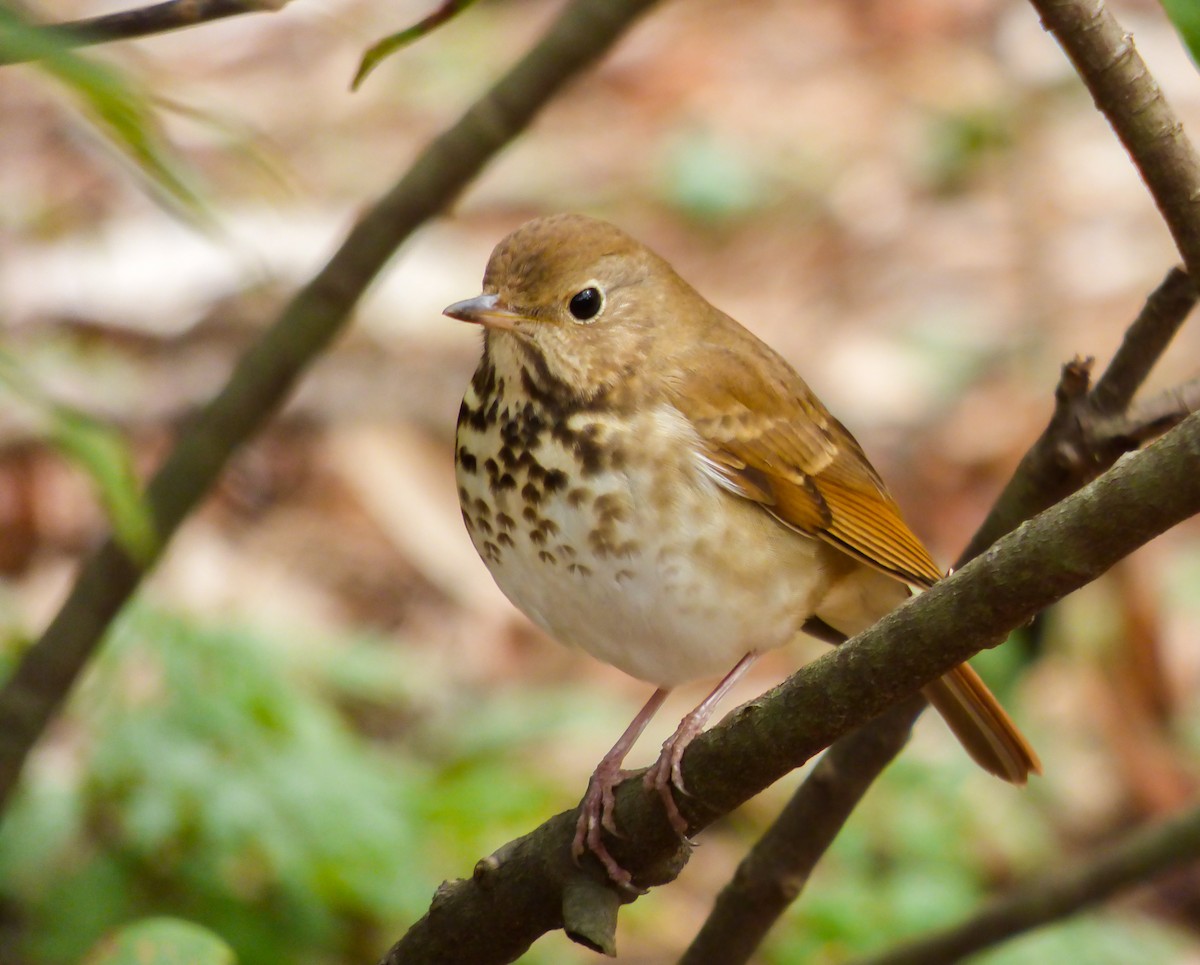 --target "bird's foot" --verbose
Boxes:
[644,717,704,839]
[572,765,644,893]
